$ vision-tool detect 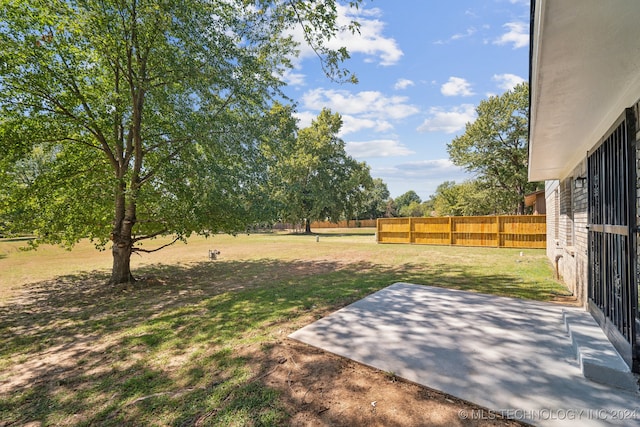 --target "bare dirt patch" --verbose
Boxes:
[258,339,527,426]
